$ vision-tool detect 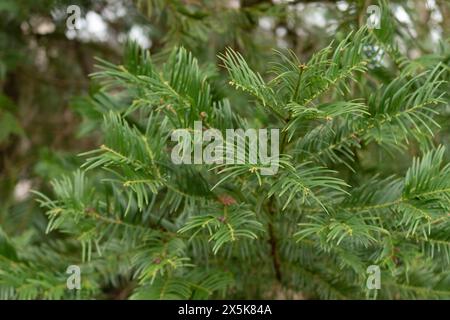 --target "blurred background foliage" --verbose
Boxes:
[0,0,449,298]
